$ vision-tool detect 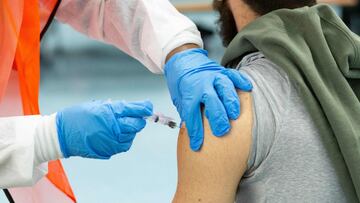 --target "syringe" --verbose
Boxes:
[104,99,178,128]
[146,113,179,129]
